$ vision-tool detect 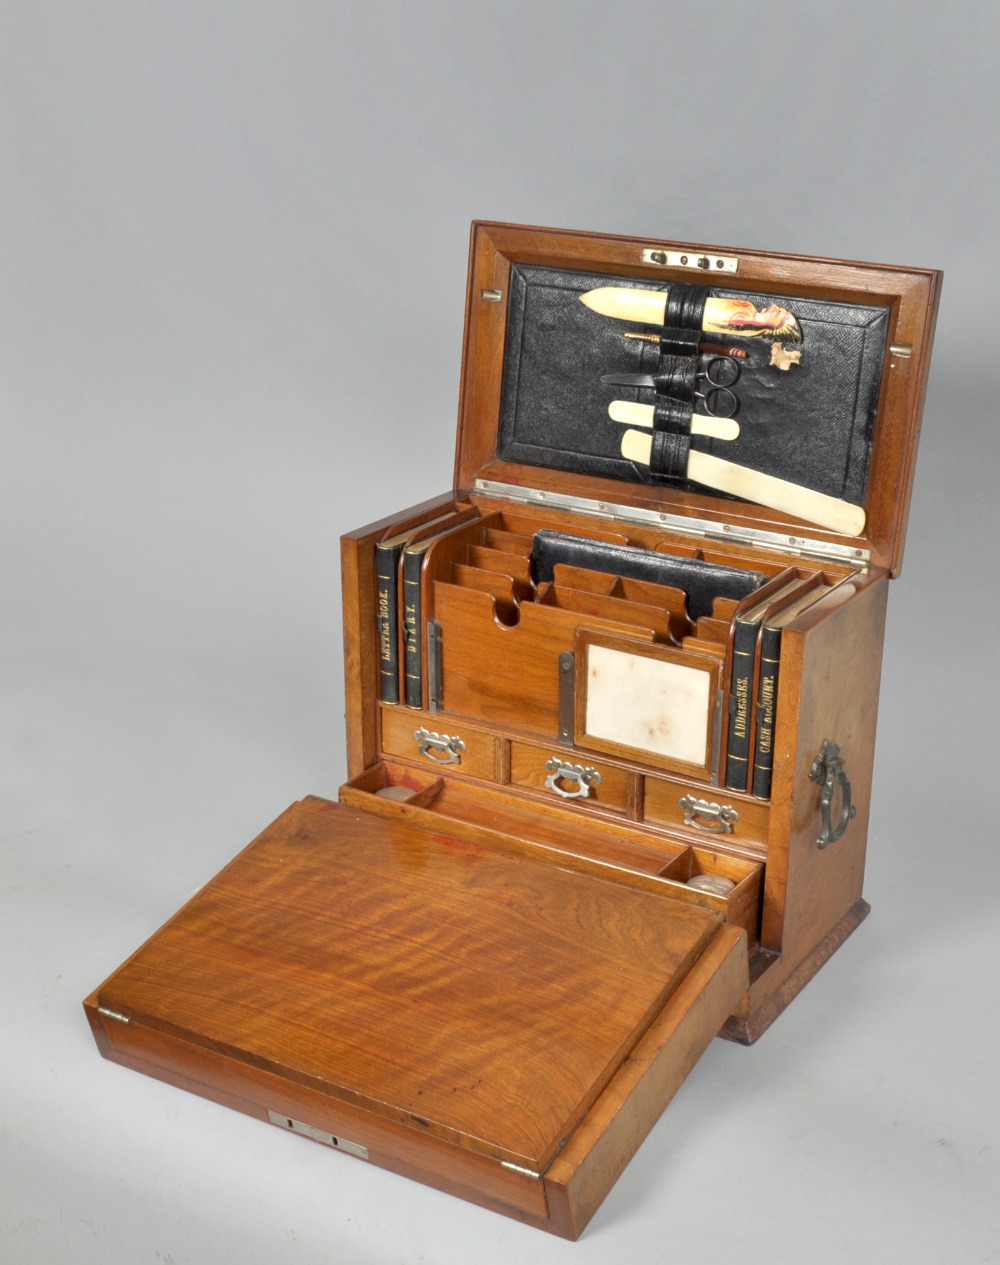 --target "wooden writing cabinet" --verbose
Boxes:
[85,223,941,1238]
